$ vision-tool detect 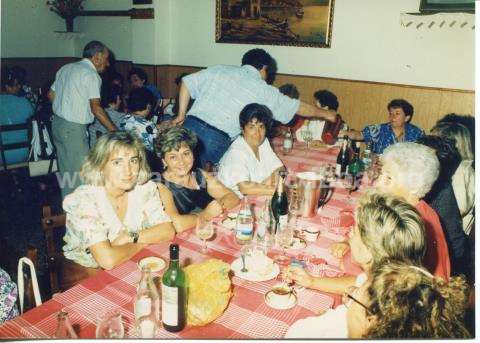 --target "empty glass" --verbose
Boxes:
[96,310,124,339]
